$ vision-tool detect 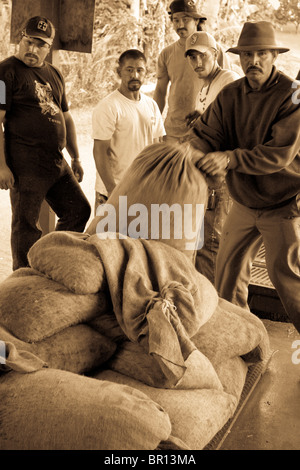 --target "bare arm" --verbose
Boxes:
[153,75,169,114]
[0,109,15,190]
[93,139,116,197]
[63,111,84,182]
